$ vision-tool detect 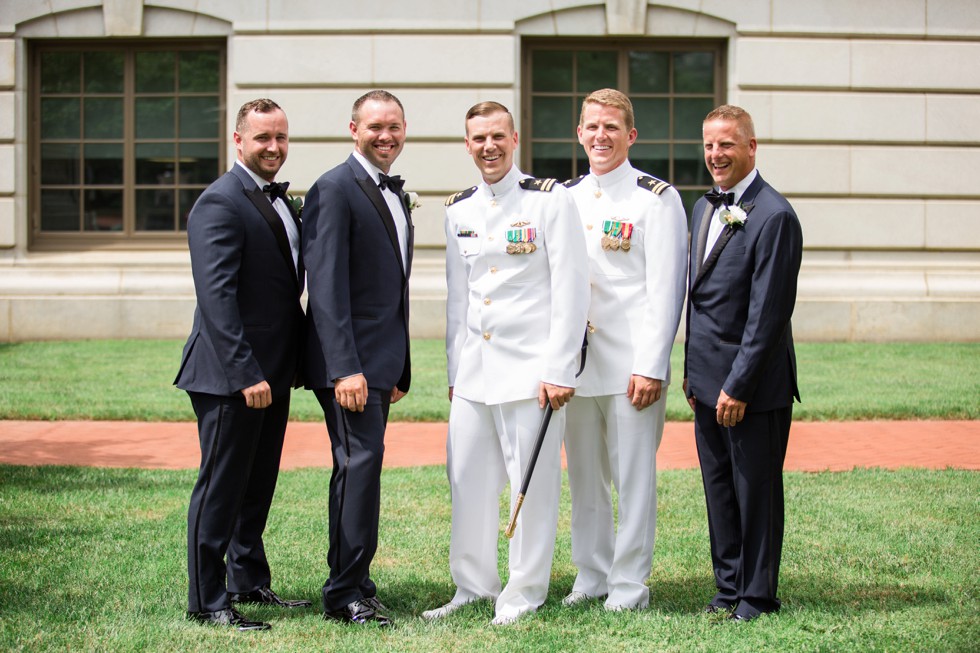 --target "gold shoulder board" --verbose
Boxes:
[519,178,558,192]
[445,186,478,207]
[637,175,671,195]
[562,175,586,188]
